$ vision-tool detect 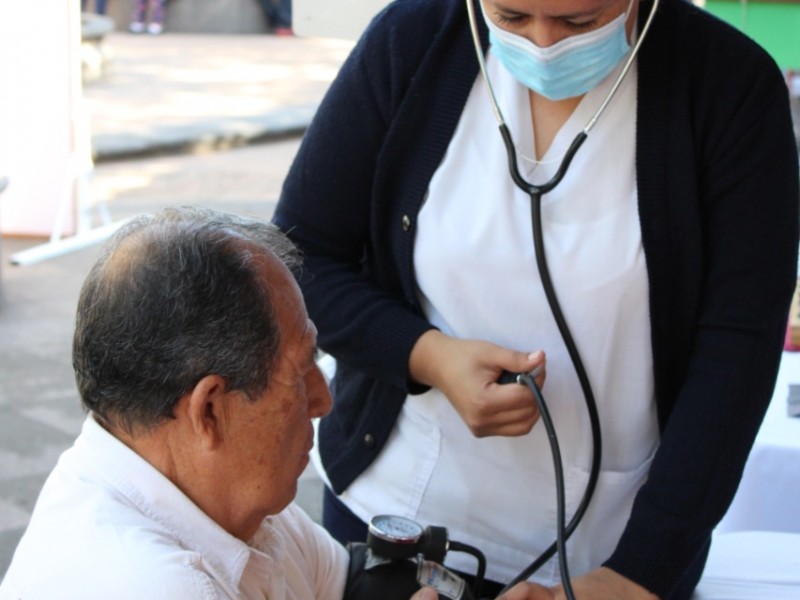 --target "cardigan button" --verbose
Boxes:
[401,214,411,231]
[363,433,375,449]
